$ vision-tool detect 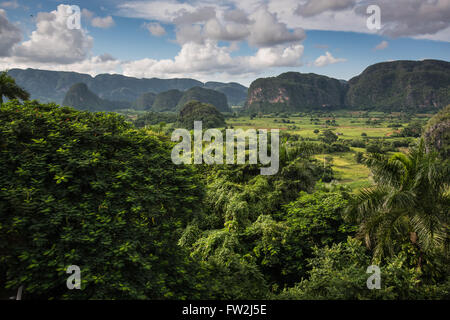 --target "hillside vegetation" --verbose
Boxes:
[245,60,450,113]
[177,100,226,129]
[176,86,231,113]
[151,89,184,112]
[62,83,131,111]
[346,60,450,111]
